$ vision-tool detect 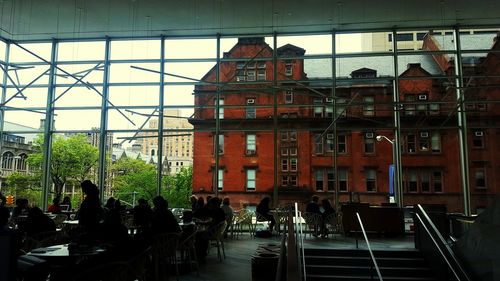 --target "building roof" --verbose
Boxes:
[304,54,443,79]
[2,121,39,143]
